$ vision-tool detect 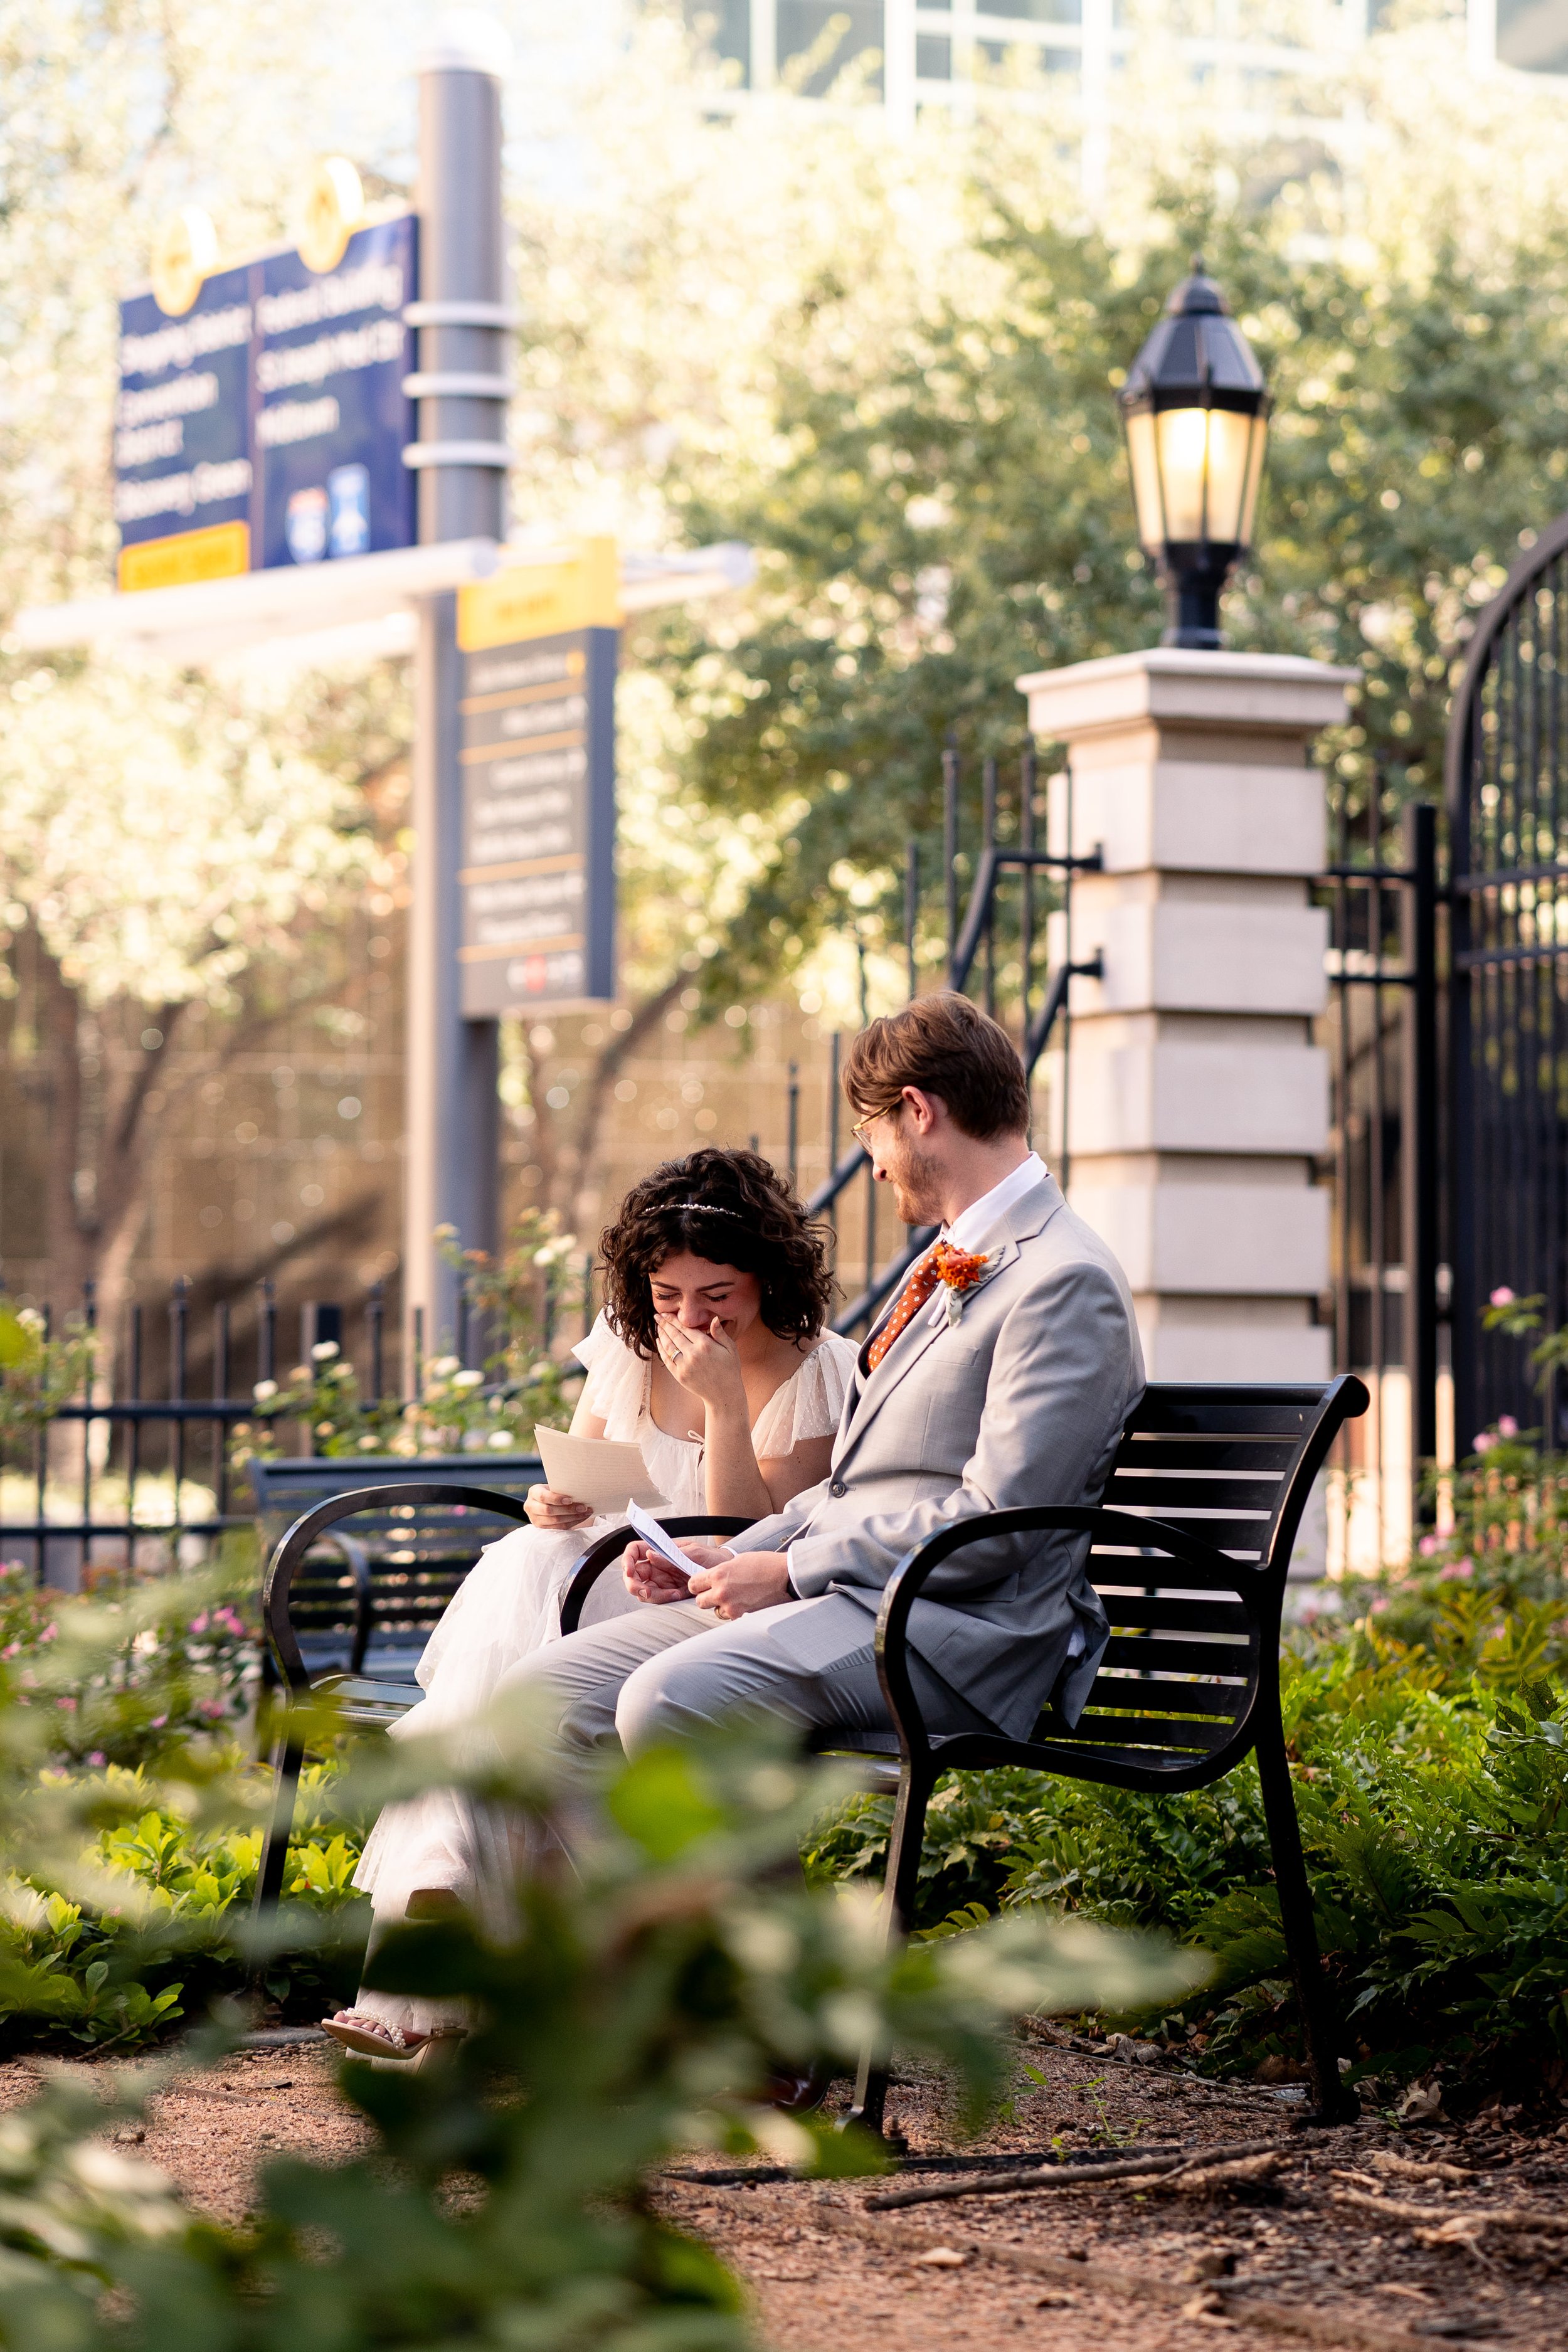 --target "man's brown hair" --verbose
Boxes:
[844,992,1030,1140]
